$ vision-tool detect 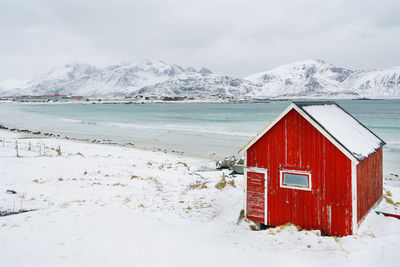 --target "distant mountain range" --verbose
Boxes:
[246,59,400,98]
[1,59,399,99]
